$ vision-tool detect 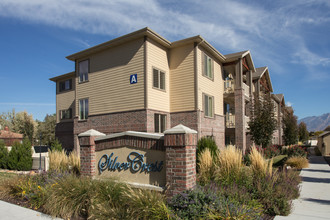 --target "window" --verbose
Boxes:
[154,114,166,133]
[153,68,165,90]
[203,53,213,79]
[79,99,89,120]
[60,108,72,120]
[79,60,89,82]
[204,94,214,117]
[59,79,72,92]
